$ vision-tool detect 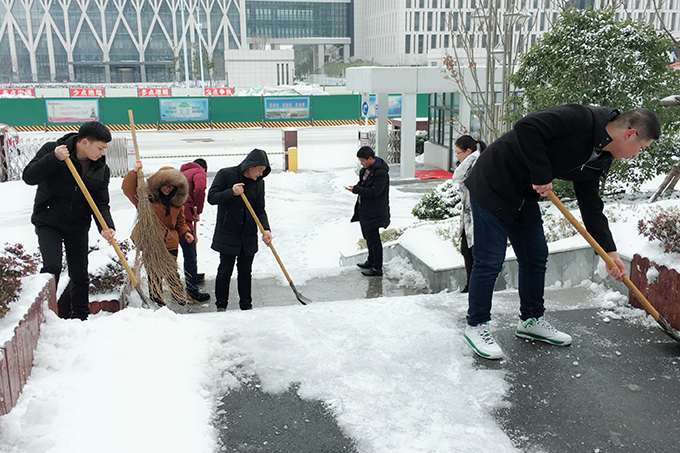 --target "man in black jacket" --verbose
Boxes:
[347,146,390,277]
[23,121,115,320]
[208,149,272,311]
[463,105,660,360]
